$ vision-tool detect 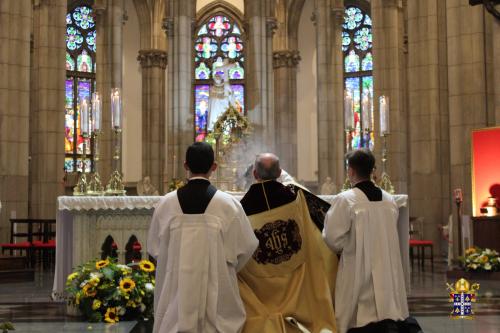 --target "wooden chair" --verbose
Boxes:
[409,217,434,271]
